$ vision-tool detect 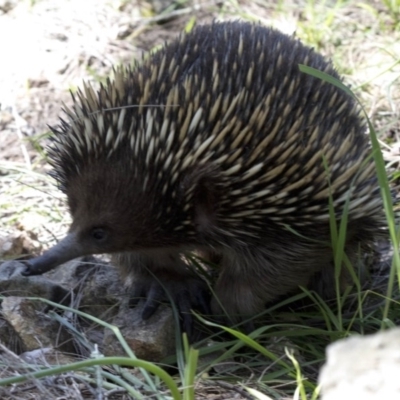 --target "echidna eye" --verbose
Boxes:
[90,228,108,242]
